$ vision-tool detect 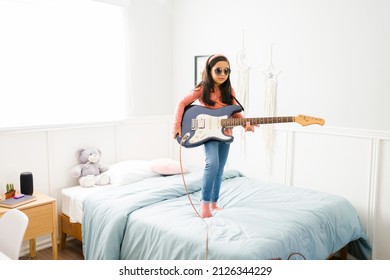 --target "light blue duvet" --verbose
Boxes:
[82,169,371,260]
